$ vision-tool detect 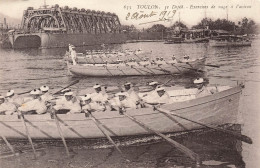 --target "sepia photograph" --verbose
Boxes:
[0,0,259,167]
